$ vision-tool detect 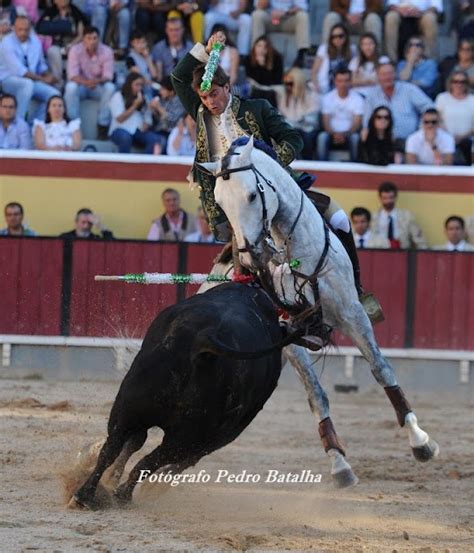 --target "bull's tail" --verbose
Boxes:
[192,326,305,362]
